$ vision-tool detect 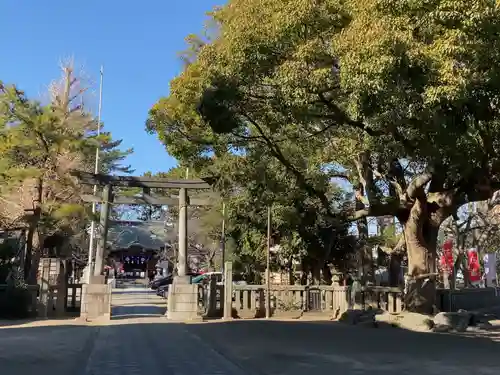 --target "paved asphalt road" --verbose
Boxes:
[1,283,499,375]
